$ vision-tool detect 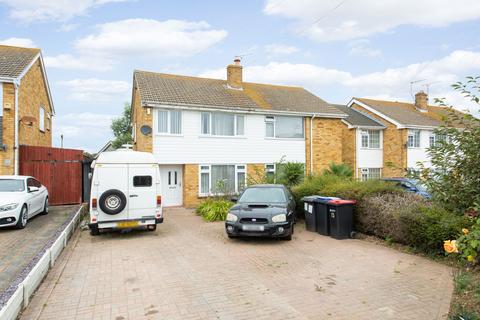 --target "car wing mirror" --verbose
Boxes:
[28,186,39,192]
[231,197,238,203]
